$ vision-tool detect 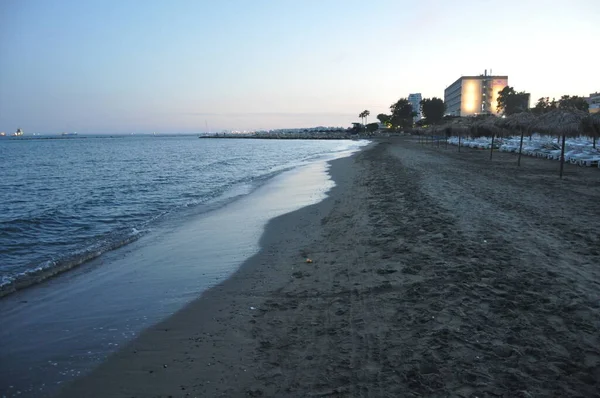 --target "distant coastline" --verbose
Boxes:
[199,131,395,140]
[0,131,397,141]
[0,135,90,141]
